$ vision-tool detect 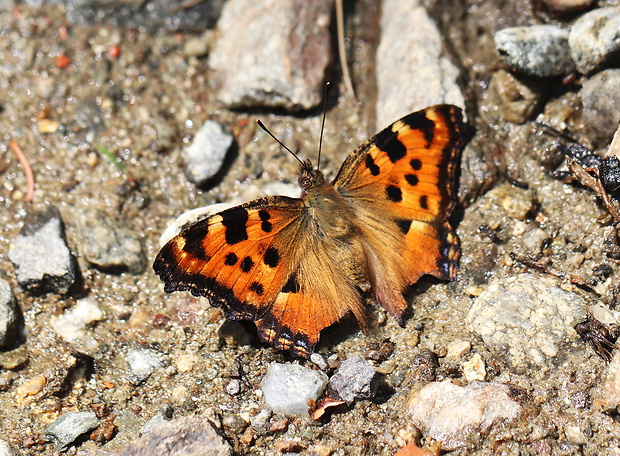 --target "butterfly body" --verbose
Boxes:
[154,105,465,357]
